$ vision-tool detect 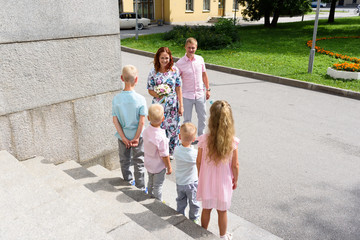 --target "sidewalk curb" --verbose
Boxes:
[121,46,360,101]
